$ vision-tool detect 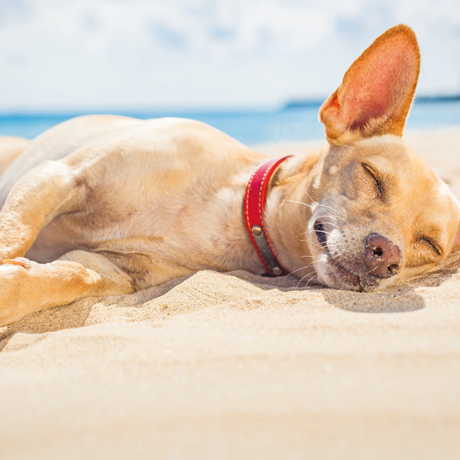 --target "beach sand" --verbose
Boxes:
[2,127,460,459]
